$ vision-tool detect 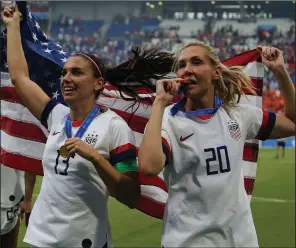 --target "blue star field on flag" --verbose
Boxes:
[0,1,70,104]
